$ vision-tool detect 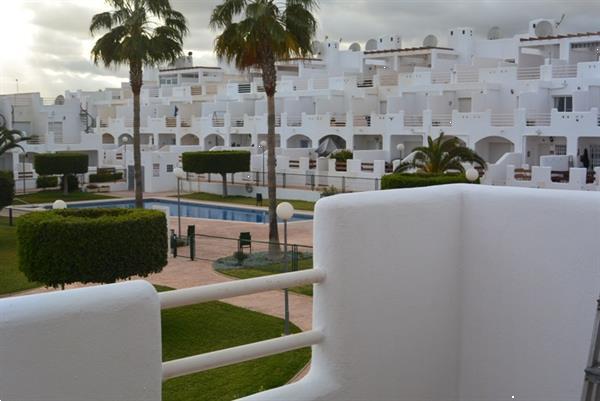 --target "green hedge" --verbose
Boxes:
[0,171,14,209]
[90,172,123,183]
[60,175,80,193]
[36,175,59,189]
[381,173,474,189]
[182,150,251,174]
[34,152,88,175]
[17,208,168,288]
[330,150,353,162]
